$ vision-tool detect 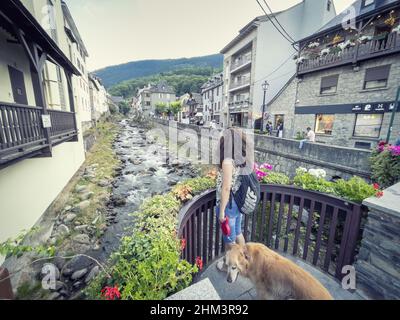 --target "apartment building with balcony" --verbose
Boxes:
[201,73,224,125]
[61,1,92,133]
[0,0,90,255]
[268,0,400,148]
[220,0,336,128]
